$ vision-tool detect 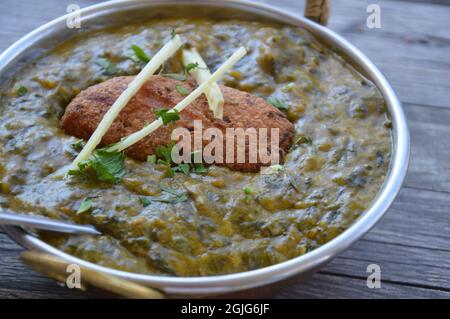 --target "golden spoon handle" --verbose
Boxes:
[21,251,164,299]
